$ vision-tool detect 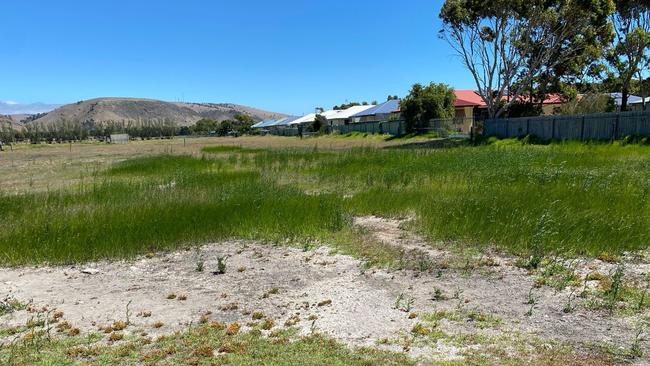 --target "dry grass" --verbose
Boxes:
[0,136,407,193]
